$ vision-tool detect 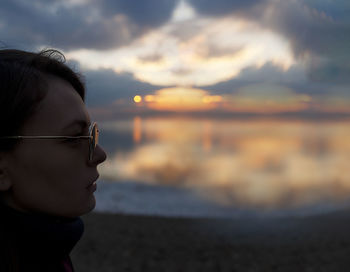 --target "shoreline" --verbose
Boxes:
[94,179,350,219]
